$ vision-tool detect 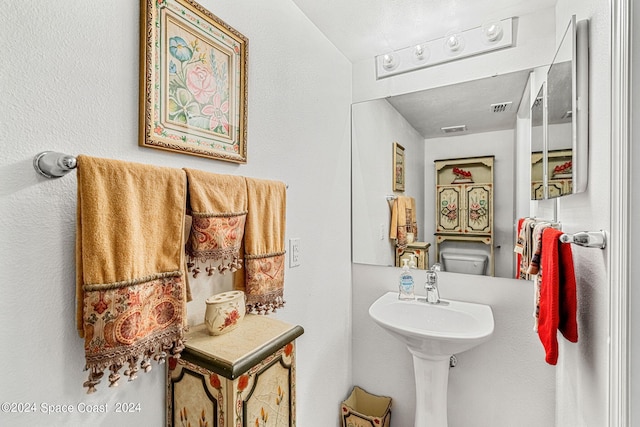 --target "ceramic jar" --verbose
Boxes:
[204,291,246,336]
